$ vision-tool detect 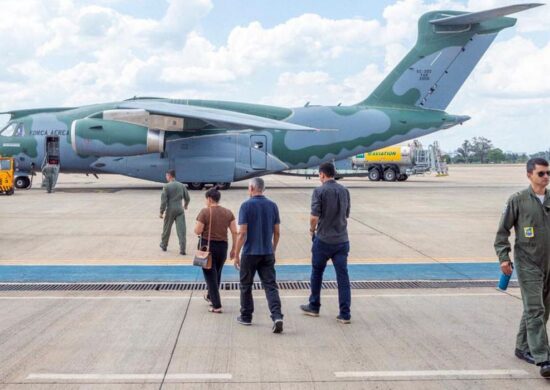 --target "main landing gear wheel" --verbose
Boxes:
[383,168,397,182]
[15,176,31,189]
[215,182,231,190]
[186,182,204,191]
[368,169,381,181]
